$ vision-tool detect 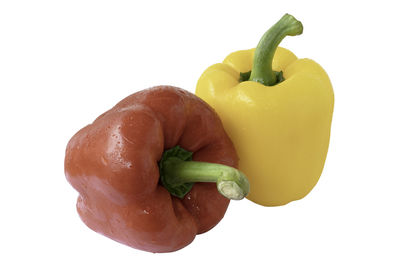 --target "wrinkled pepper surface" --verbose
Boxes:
[196,14,334,206]
[65,86,249,253]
